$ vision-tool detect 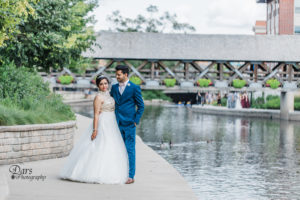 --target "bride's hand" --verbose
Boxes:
[91,130,97,141]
